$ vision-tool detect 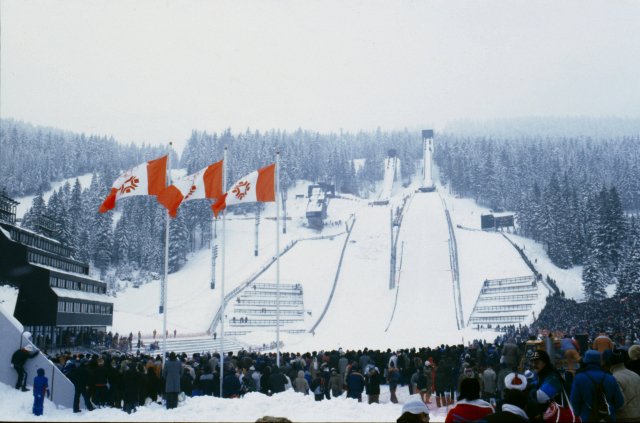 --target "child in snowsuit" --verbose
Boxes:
[32,368,49,416]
